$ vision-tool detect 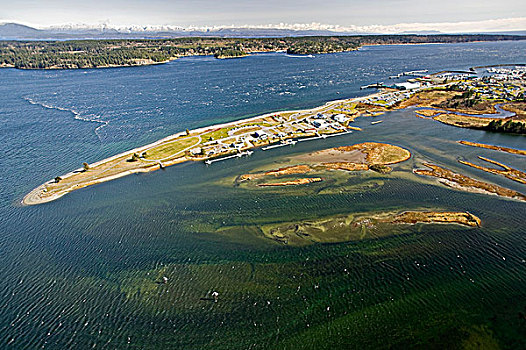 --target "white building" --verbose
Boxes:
[332,114,350,123]
[190,147,202,156]
[395,82,421,90]
[312,120,330,128]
